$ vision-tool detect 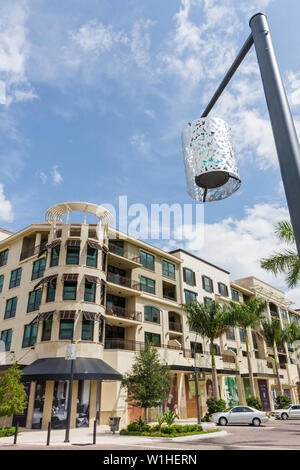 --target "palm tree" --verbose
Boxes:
[182,300,231,400]
[260,317,287,395]
[228,298,267,398]
[260,221,300,288]
[283,322,300,379]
